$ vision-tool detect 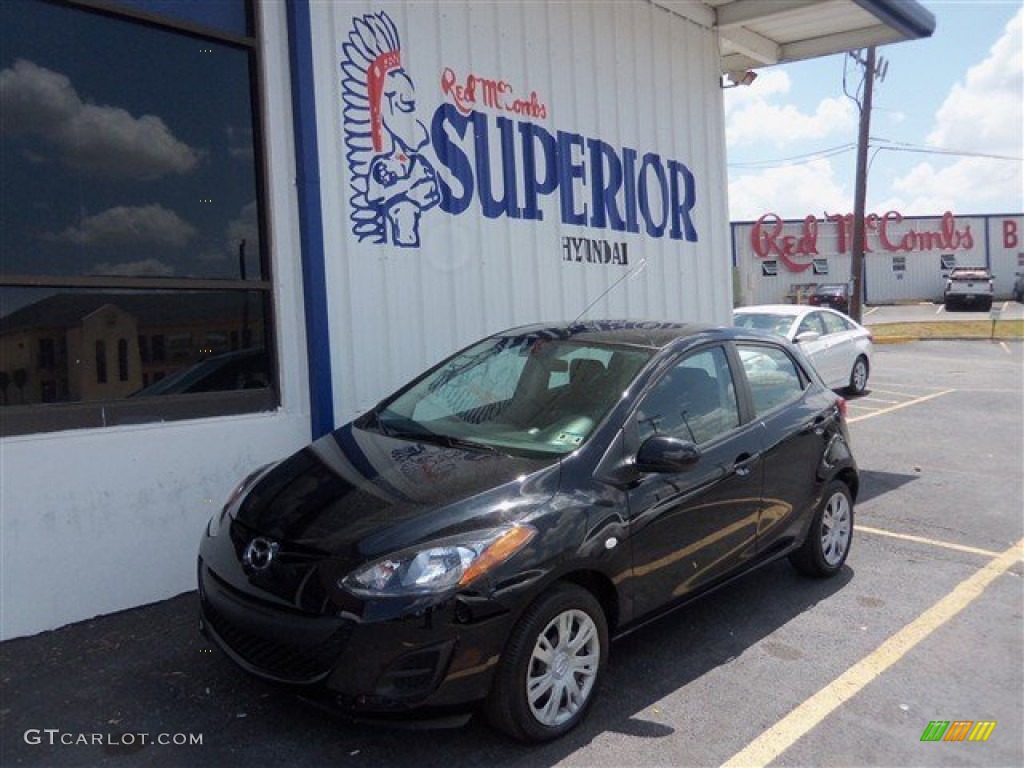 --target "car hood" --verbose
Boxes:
[234,423,560,559]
